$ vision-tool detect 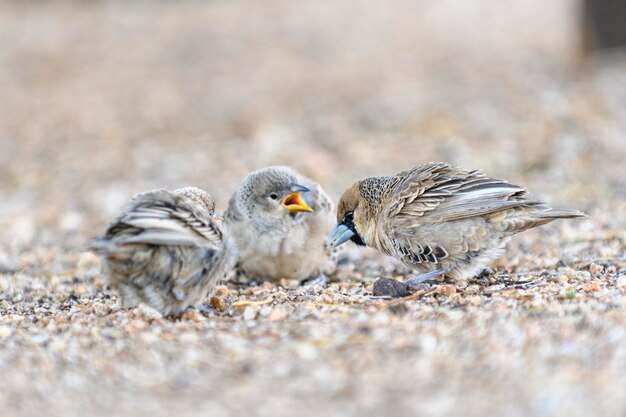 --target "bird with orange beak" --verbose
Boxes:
[225,166,337,283]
